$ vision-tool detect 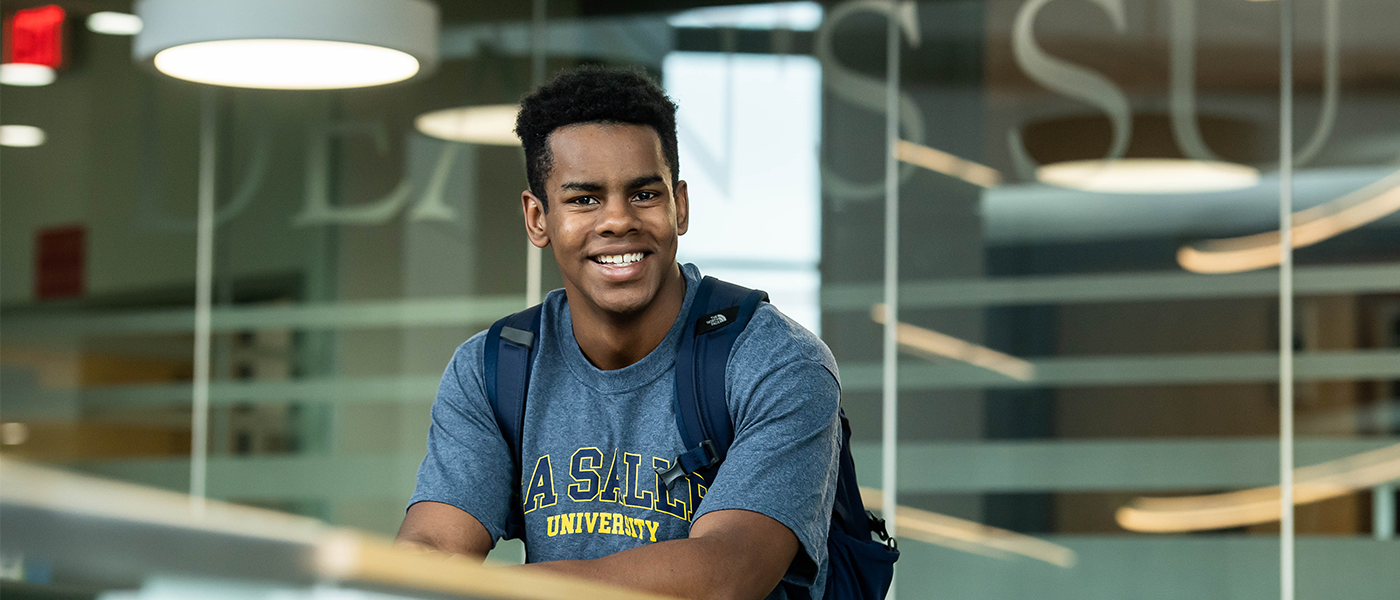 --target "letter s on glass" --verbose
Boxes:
[1008,0,1132,179]
[815,0,925,205]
